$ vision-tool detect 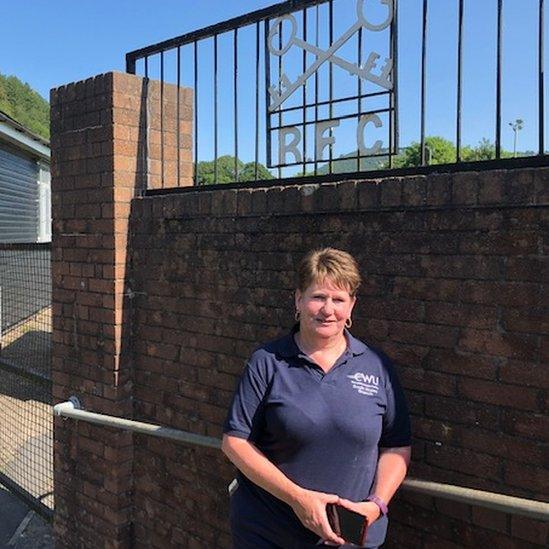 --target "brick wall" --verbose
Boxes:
[51,71,192,548]
[128,168,547,547]
[51,71,547,547]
